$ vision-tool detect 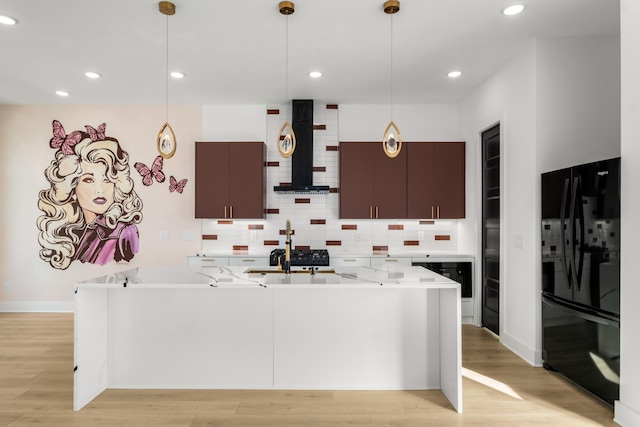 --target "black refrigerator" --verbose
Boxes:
[541,157,620,405]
